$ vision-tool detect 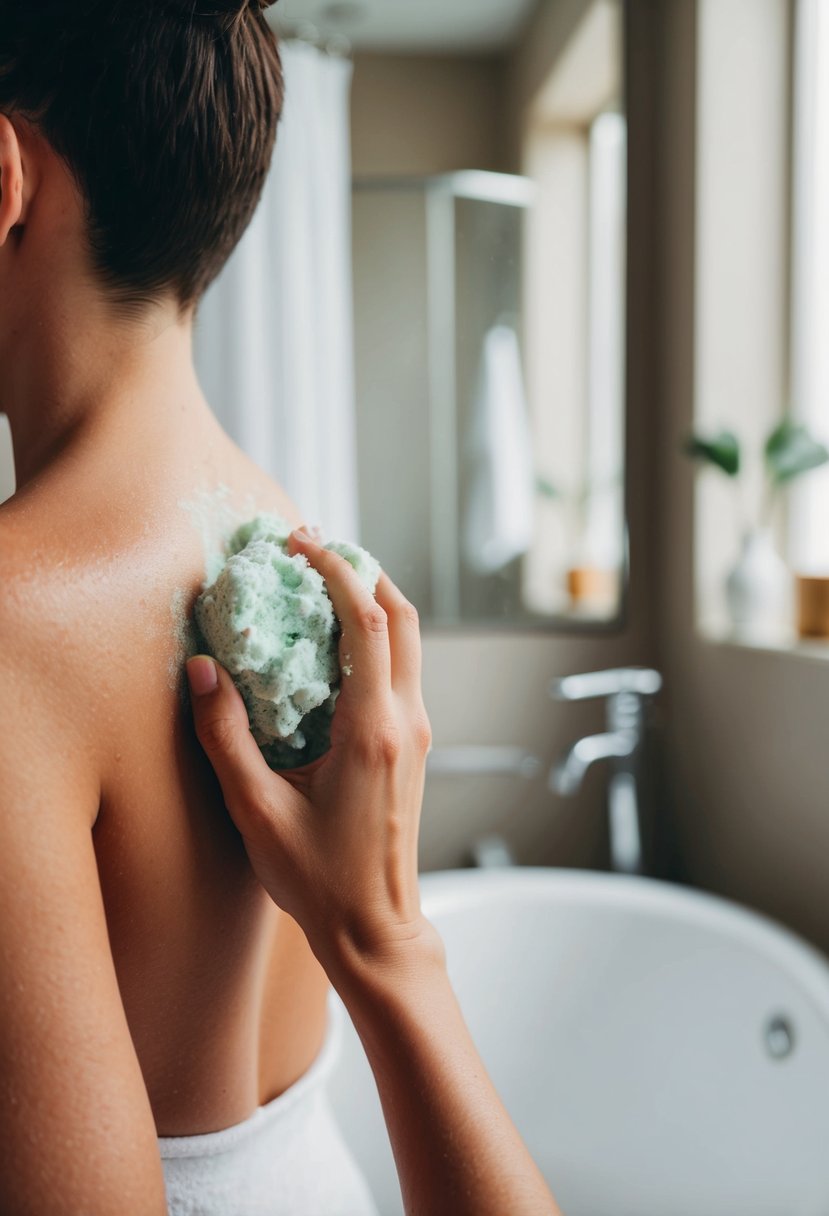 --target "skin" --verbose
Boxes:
[0,110,561,1214]
[0,112,330,1212]
[187,539,563,1215]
